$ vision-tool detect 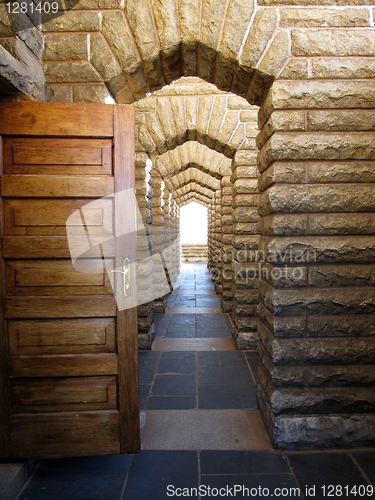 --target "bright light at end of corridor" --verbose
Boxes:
[180,202,207,244]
